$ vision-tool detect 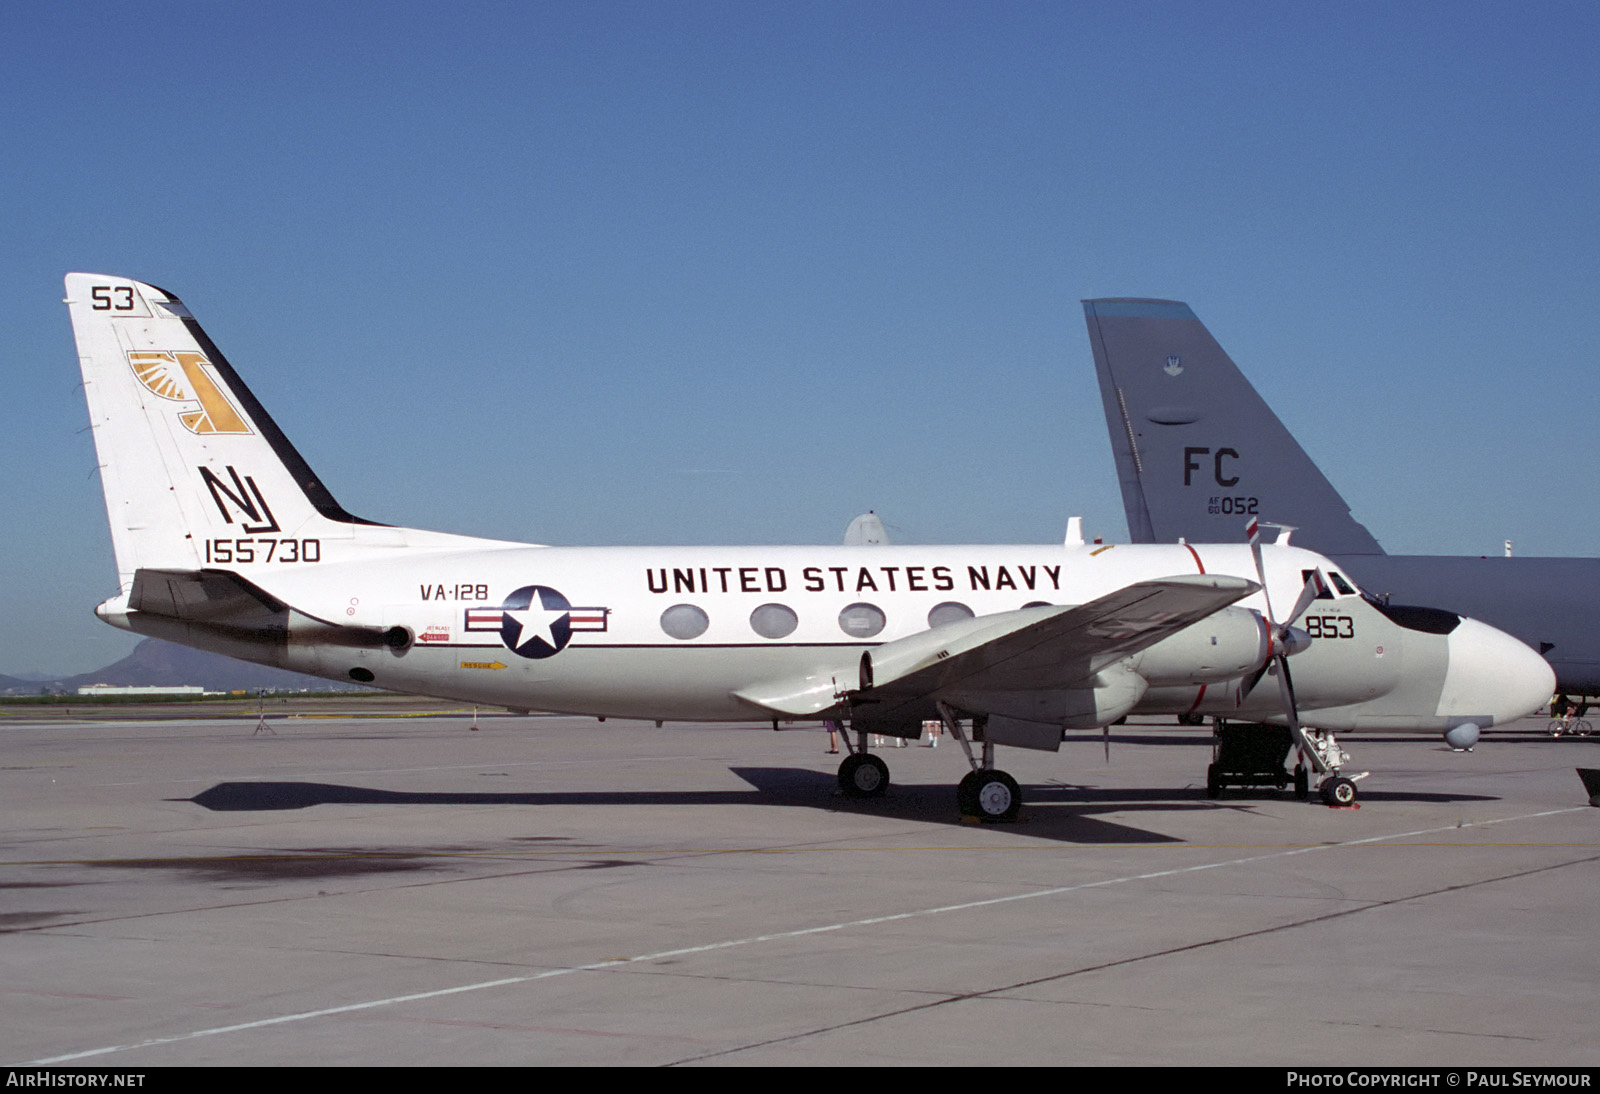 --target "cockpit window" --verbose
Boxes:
[1301,569,1336,600]
[1328,571,1356,596]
